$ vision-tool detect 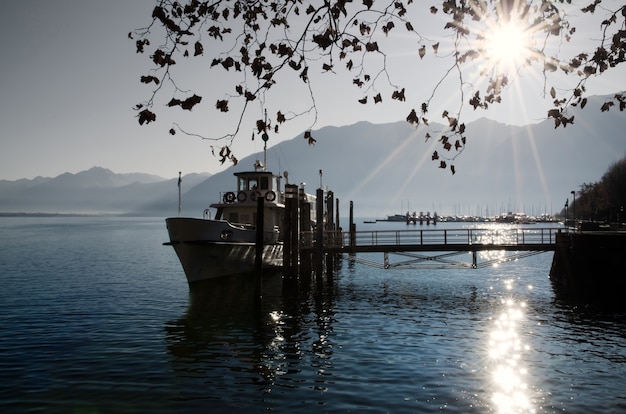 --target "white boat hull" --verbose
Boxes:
[166,217,283,283]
